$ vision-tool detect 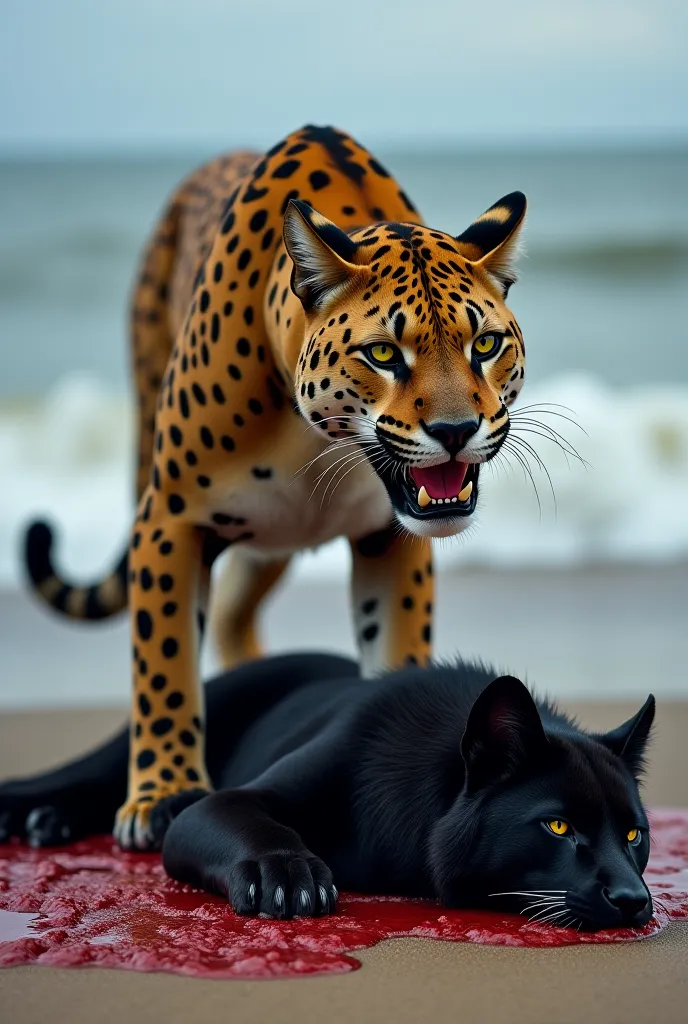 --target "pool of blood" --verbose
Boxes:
[1,808,686,980]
